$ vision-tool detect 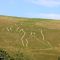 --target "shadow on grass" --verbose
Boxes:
[0,48,32,60]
